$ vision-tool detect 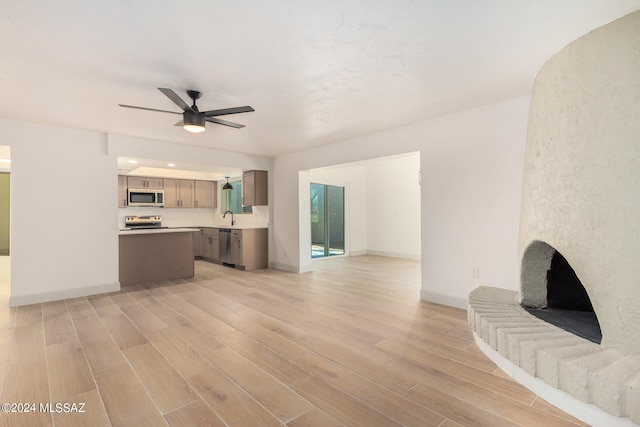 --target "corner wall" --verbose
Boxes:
[1,119,120,305]
[0,173,9,255]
